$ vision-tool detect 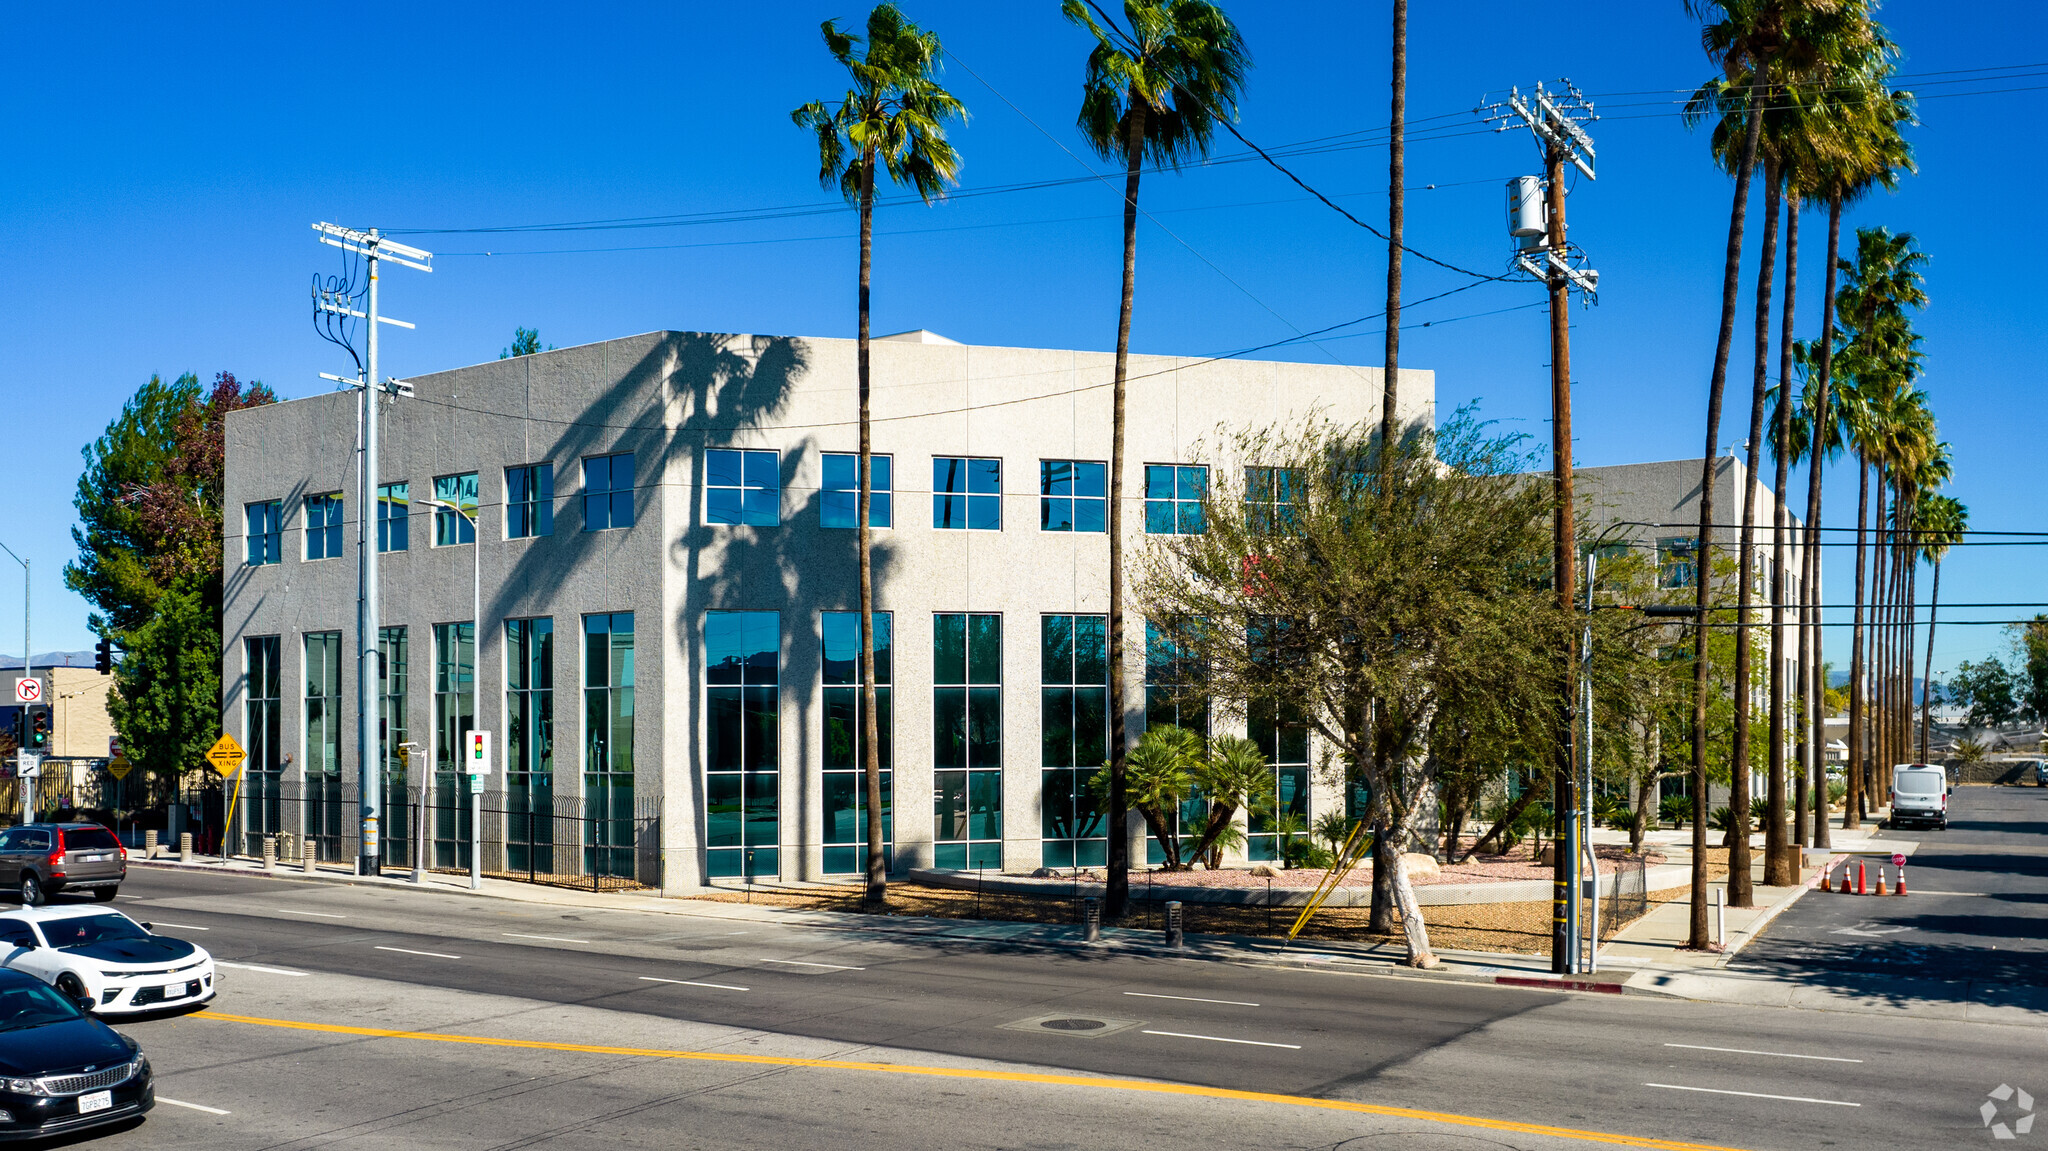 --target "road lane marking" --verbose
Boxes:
[502,933,589,944]
[1664,1043,1863,1063]
[1124,992,1260,1007]
[374,945,462,960]
[640,976,749,992]
[761,959,865,971]
[1644,1083,1858,1107]
[216,962,308,977]
[277,909,346,918]
[157,1097,231,1115]
[194,1010,1757,1151]
[150,922,210,931]
[1142,1029,1300,1050]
